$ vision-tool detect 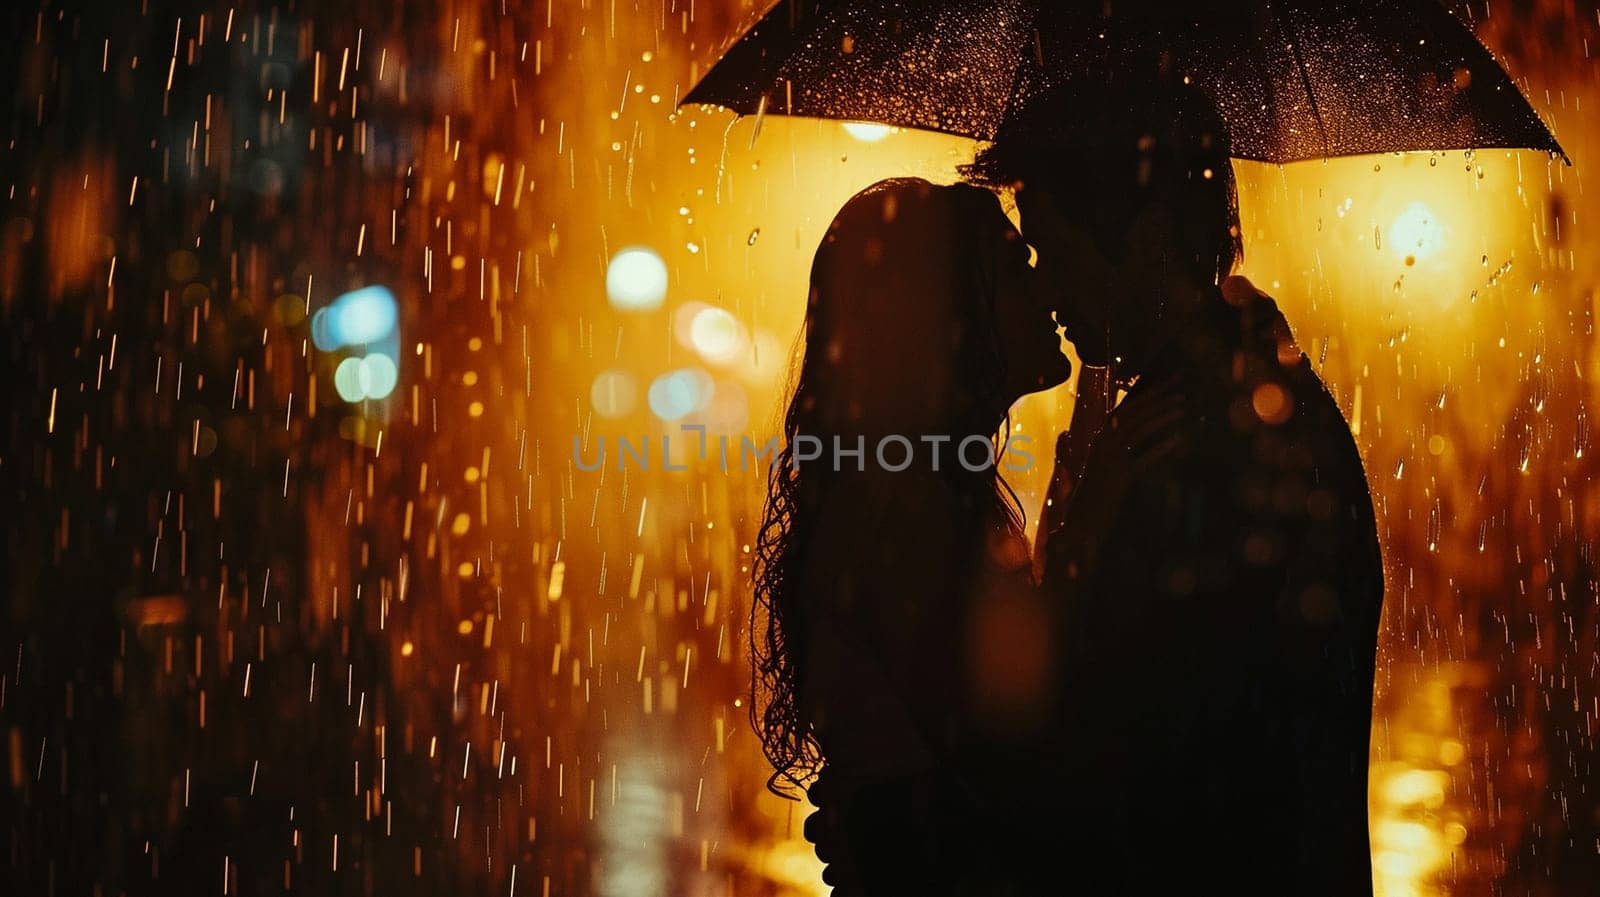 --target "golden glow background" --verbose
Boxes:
[2,2,1598,896]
